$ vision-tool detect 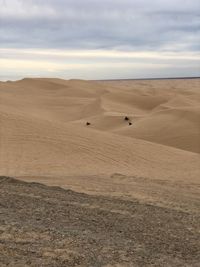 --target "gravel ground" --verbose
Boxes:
[0,176,200,267]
